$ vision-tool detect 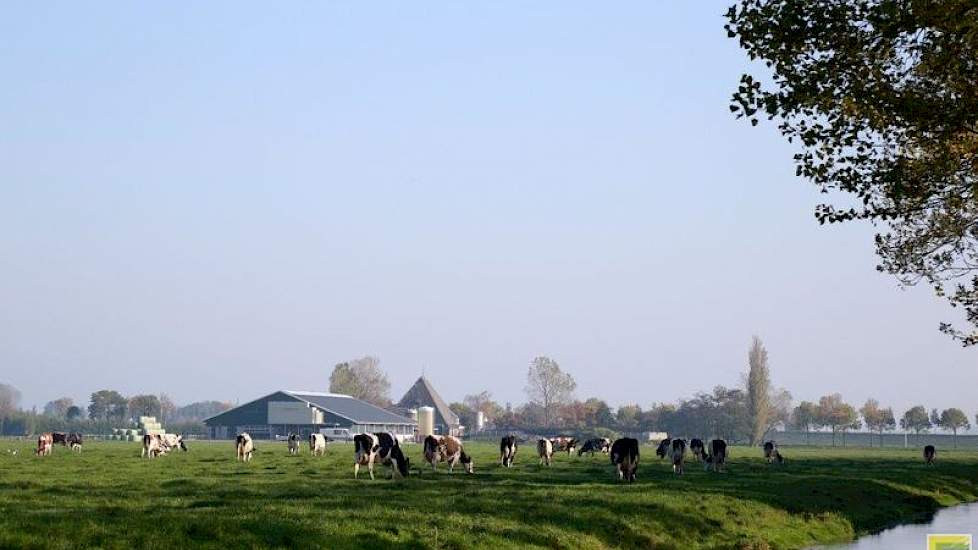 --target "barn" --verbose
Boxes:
[393,376,461,436]
[203,390,416,440]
